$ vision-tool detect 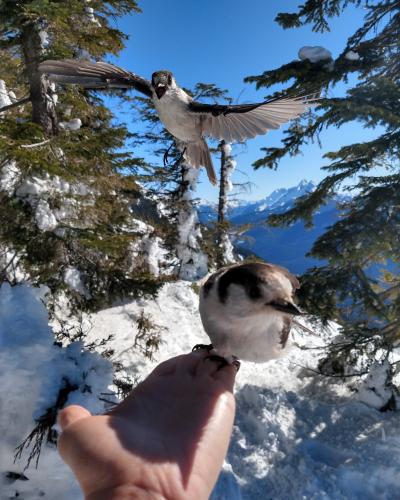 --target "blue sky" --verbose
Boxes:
[107,0,374,202]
